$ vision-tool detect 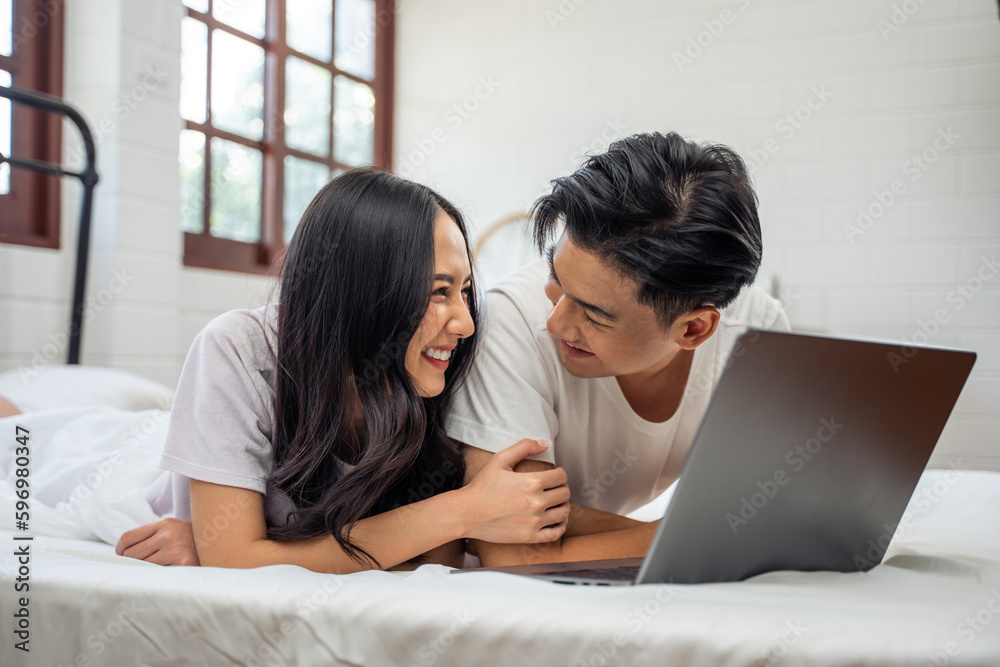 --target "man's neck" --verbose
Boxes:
[614,347,695,423]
